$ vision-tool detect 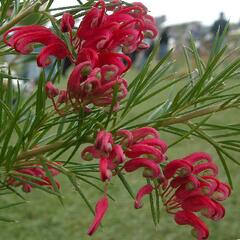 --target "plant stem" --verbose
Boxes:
[17,141,69,160]
[155,102,239,127]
